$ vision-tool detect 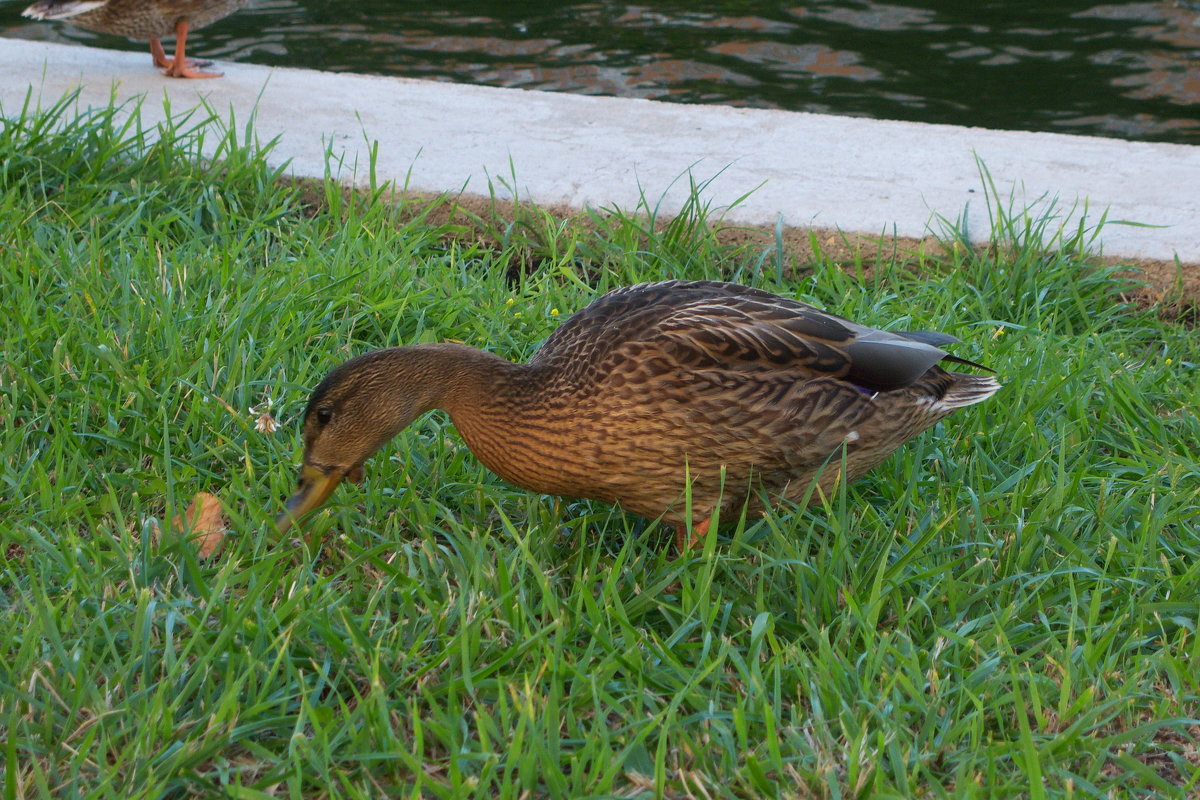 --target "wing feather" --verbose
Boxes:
[533,280,985,393]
